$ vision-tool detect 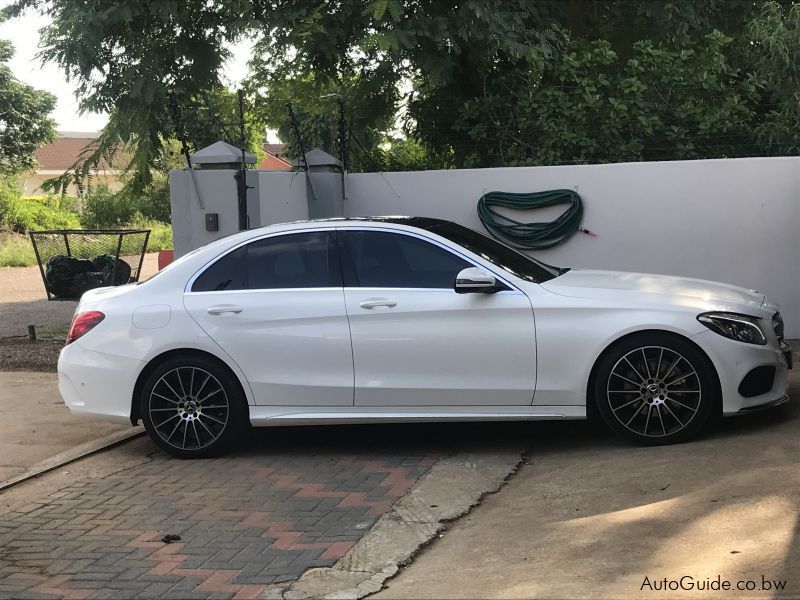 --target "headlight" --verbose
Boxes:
[697,312,767,345]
